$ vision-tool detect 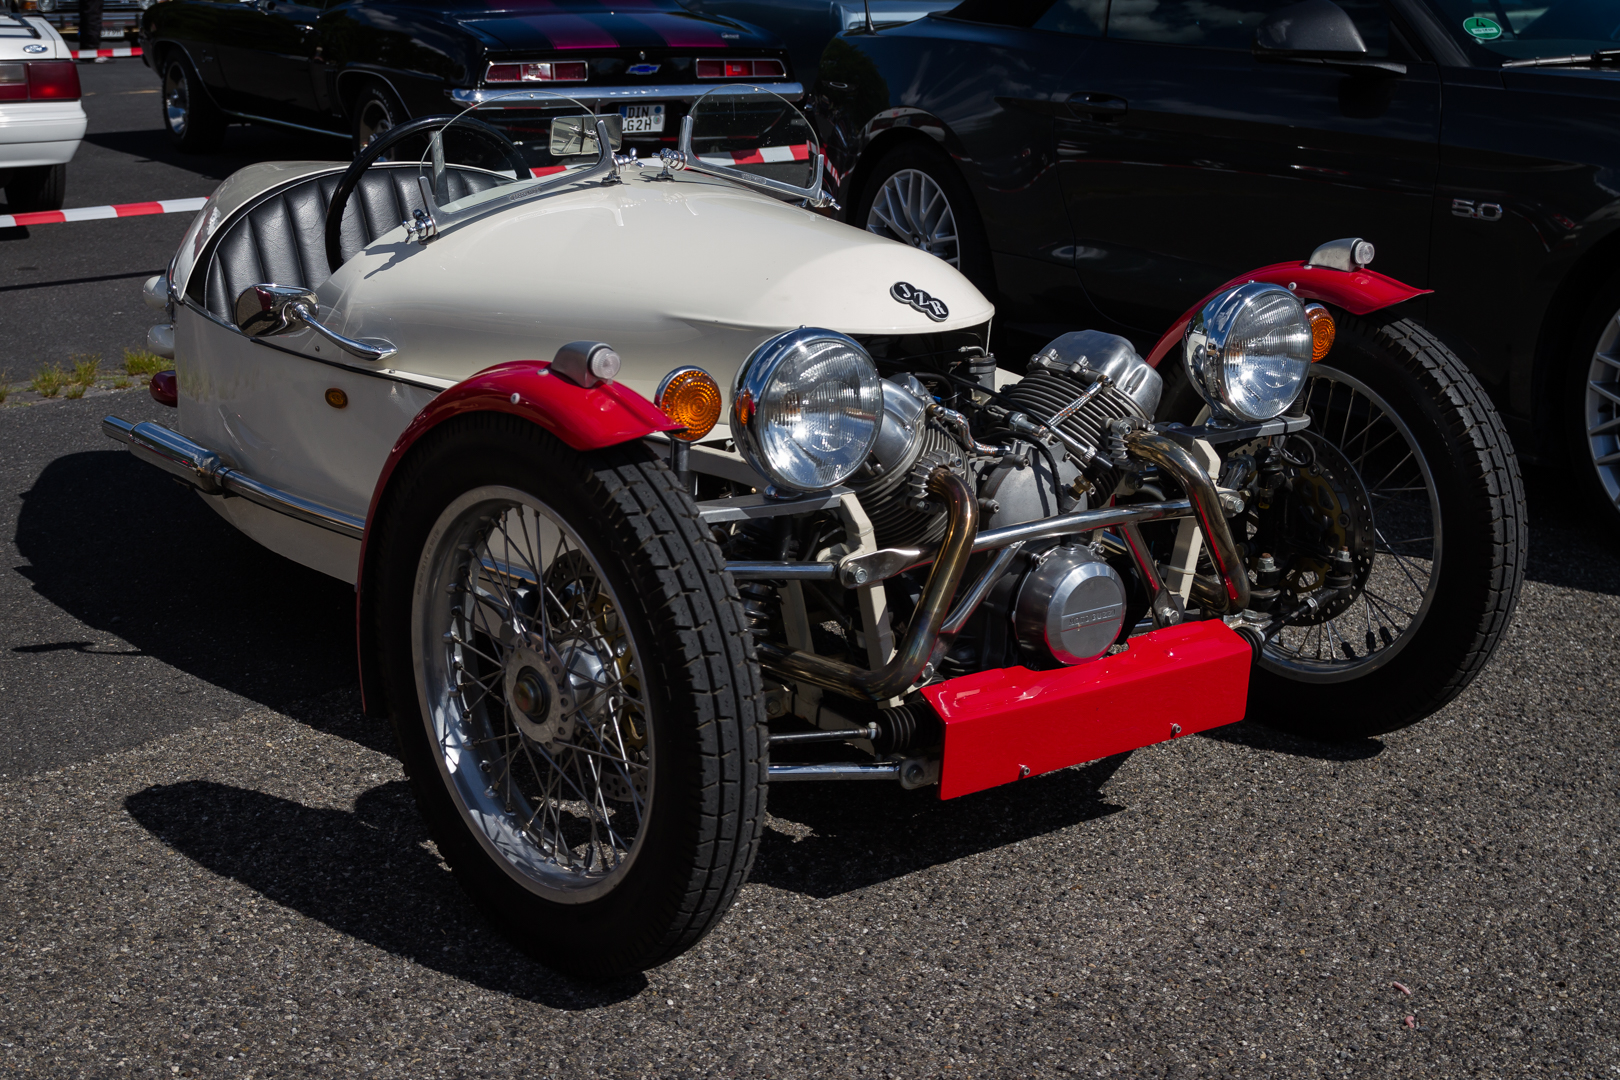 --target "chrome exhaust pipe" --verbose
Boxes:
[1123,429,1250,613]
[756,467,978,701]
[102,416,365,539]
